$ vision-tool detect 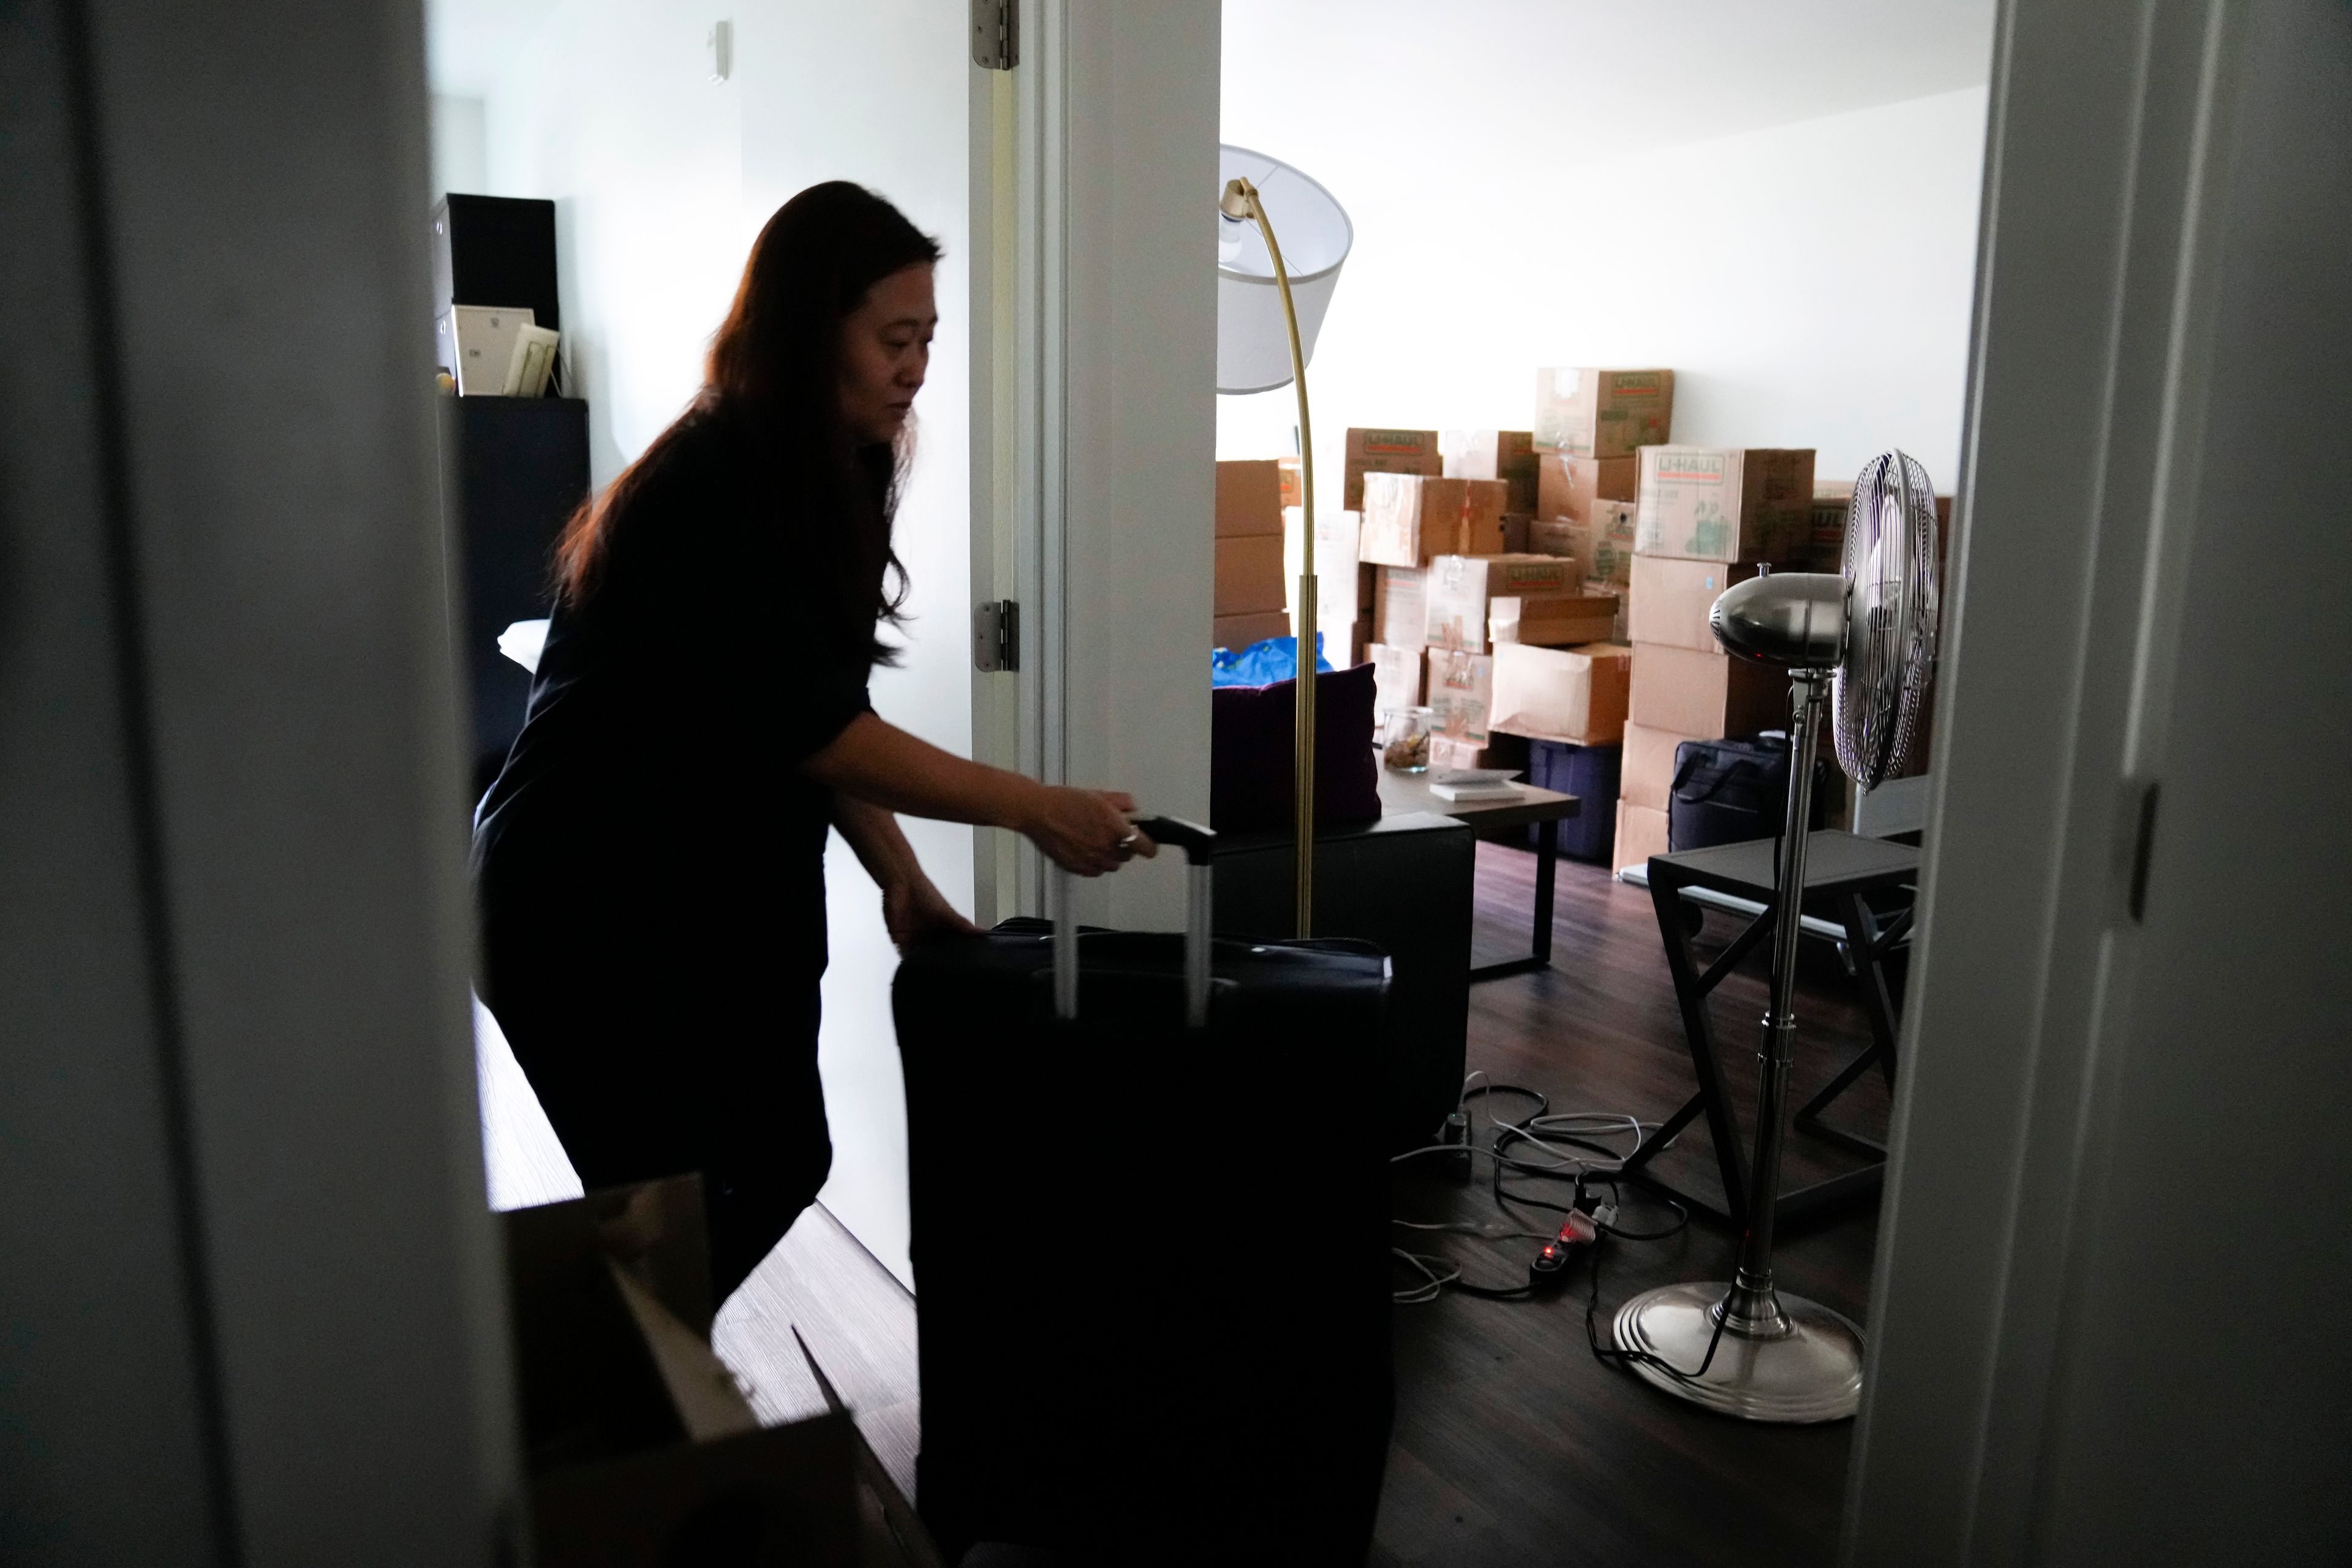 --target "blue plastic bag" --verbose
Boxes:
[1211,633,1333,688]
